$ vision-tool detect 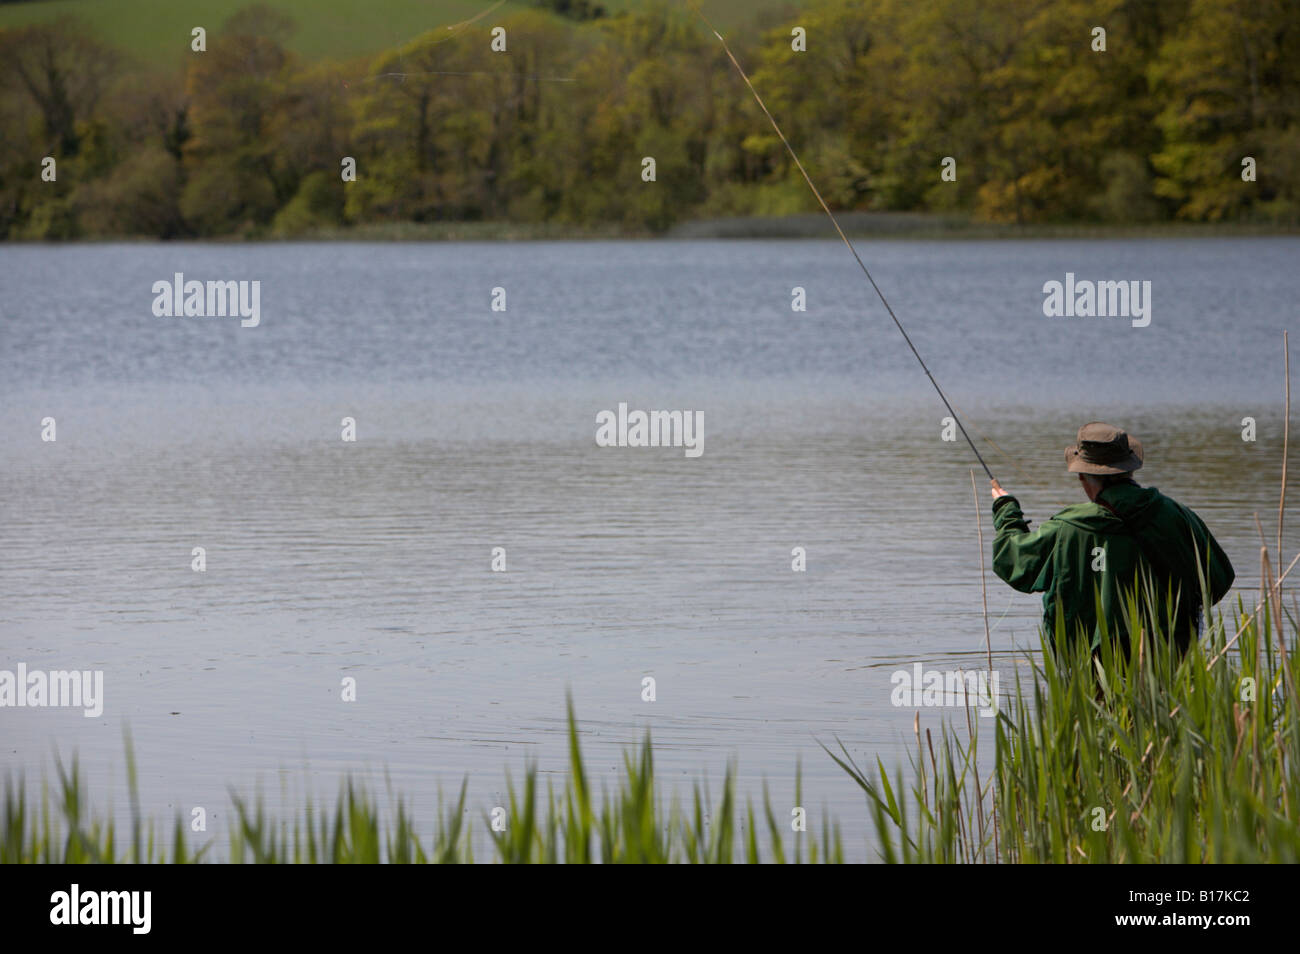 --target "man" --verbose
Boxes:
[989,422,1234,655]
